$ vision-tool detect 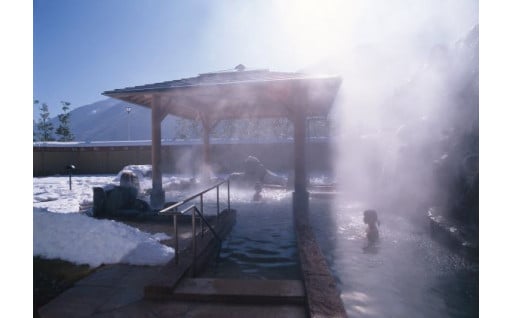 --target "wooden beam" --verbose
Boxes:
[130,94,149,106]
